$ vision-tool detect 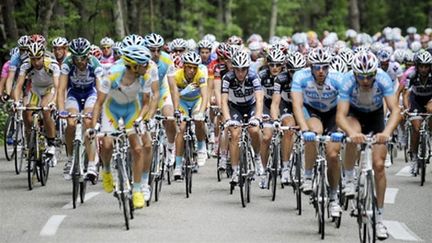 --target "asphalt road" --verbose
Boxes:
[0,149,431,243]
